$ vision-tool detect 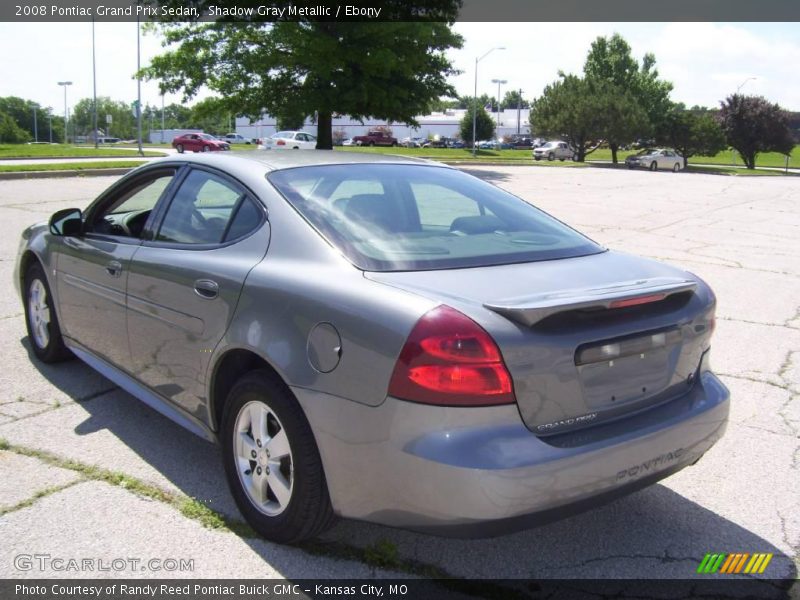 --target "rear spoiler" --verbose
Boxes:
[484,277,697,327]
